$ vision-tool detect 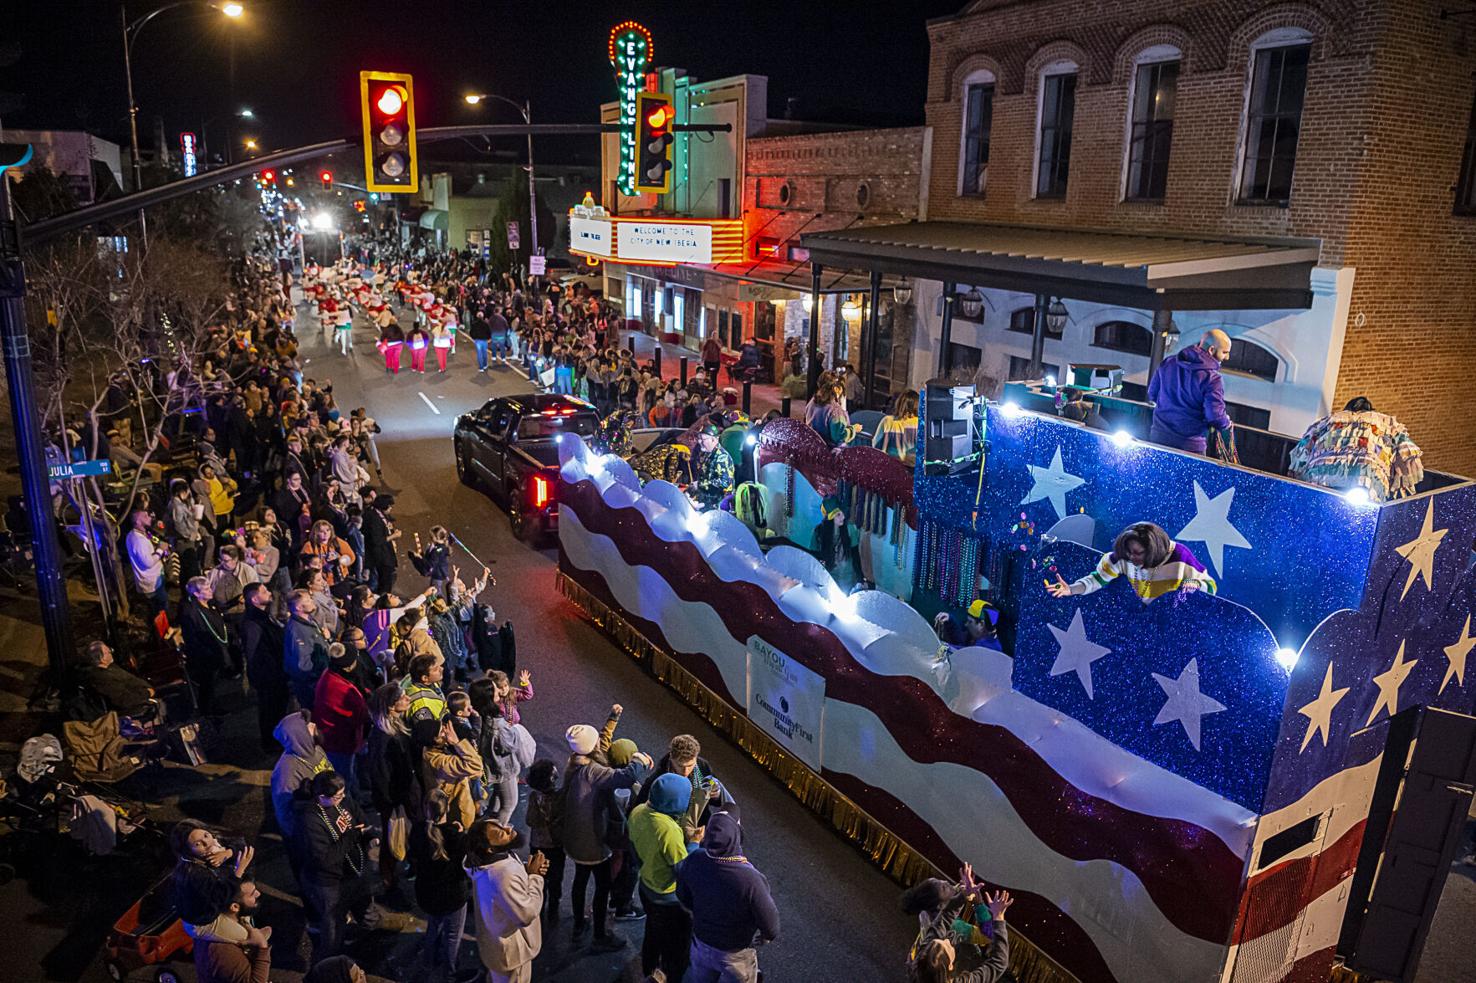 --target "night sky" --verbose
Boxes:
[3,1,964,165]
